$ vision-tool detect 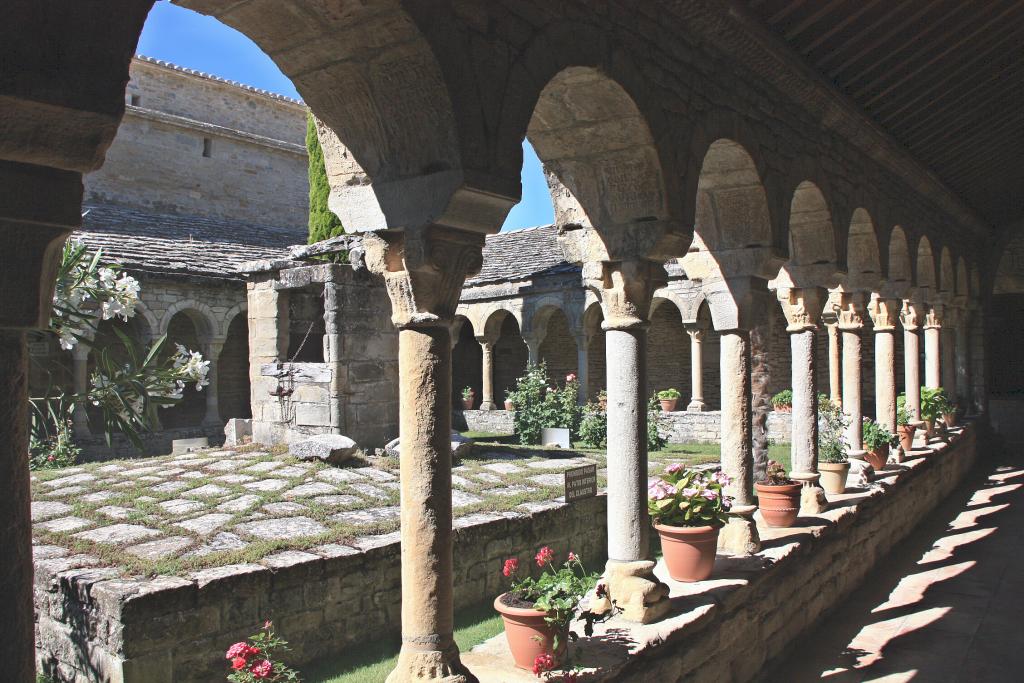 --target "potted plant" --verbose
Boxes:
[818,397,849,495]
[920,387,952,438]
[648,464,731,581]
[755,460,801,527]
[597,389,607,411]
[495,547,599,670]
[771,389,793,413]
[862,417,896,471]
[657,388,681,412]
[461,386,475,410]
[504,397,515,411]
[896,394,916,451]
